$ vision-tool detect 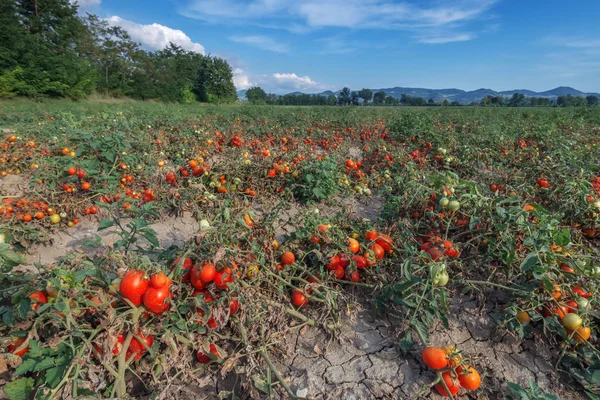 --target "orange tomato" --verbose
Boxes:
[347,238,360,253]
